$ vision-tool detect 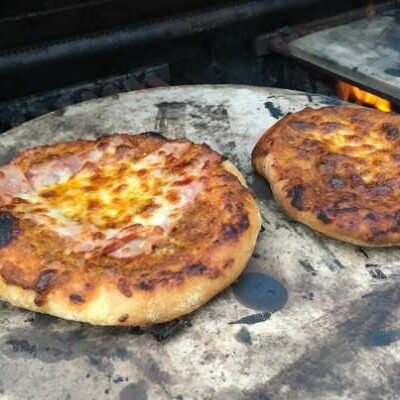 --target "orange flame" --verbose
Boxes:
[336,81,392,113]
